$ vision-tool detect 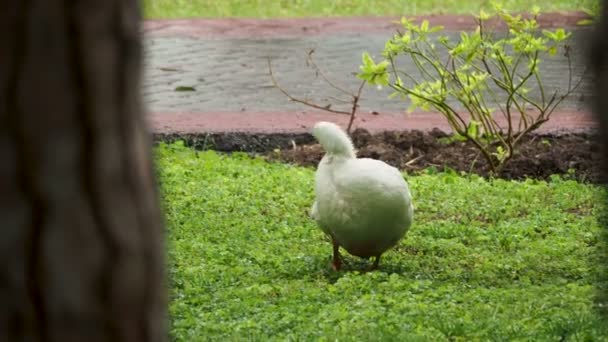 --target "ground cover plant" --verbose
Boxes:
[143,0,595,19]
[157,142,605,340]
